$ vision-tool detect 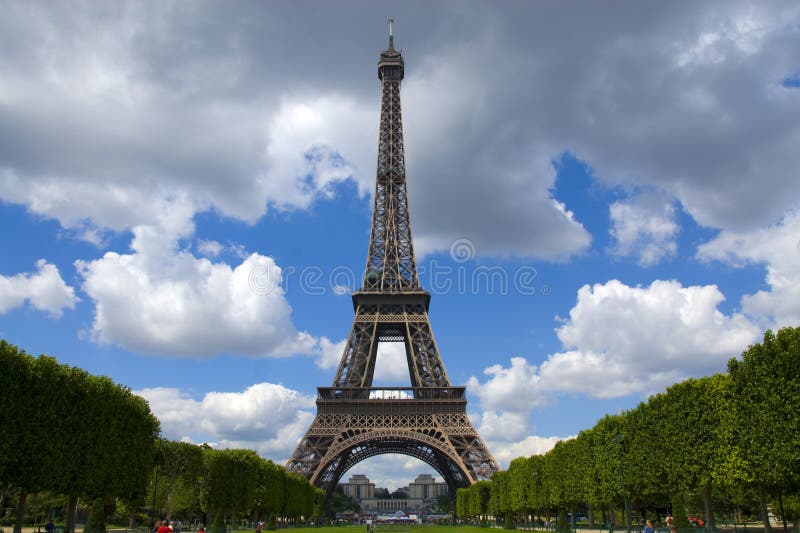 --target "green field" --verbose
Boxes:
[296,527,488,533]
